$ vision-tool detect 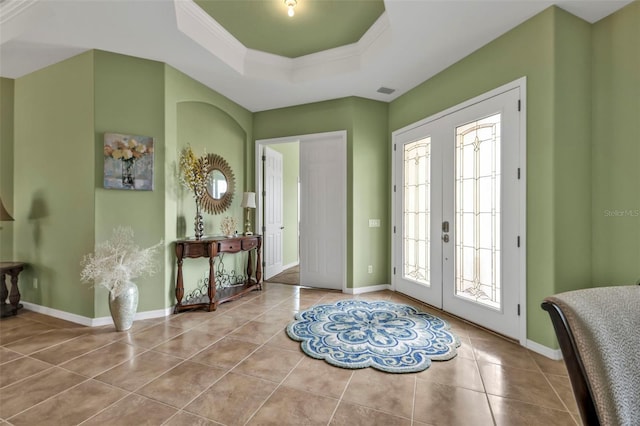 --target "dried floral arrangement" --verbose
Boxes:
[81,227,163,300]
[179,145,210,200]
[220,216,238,237]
